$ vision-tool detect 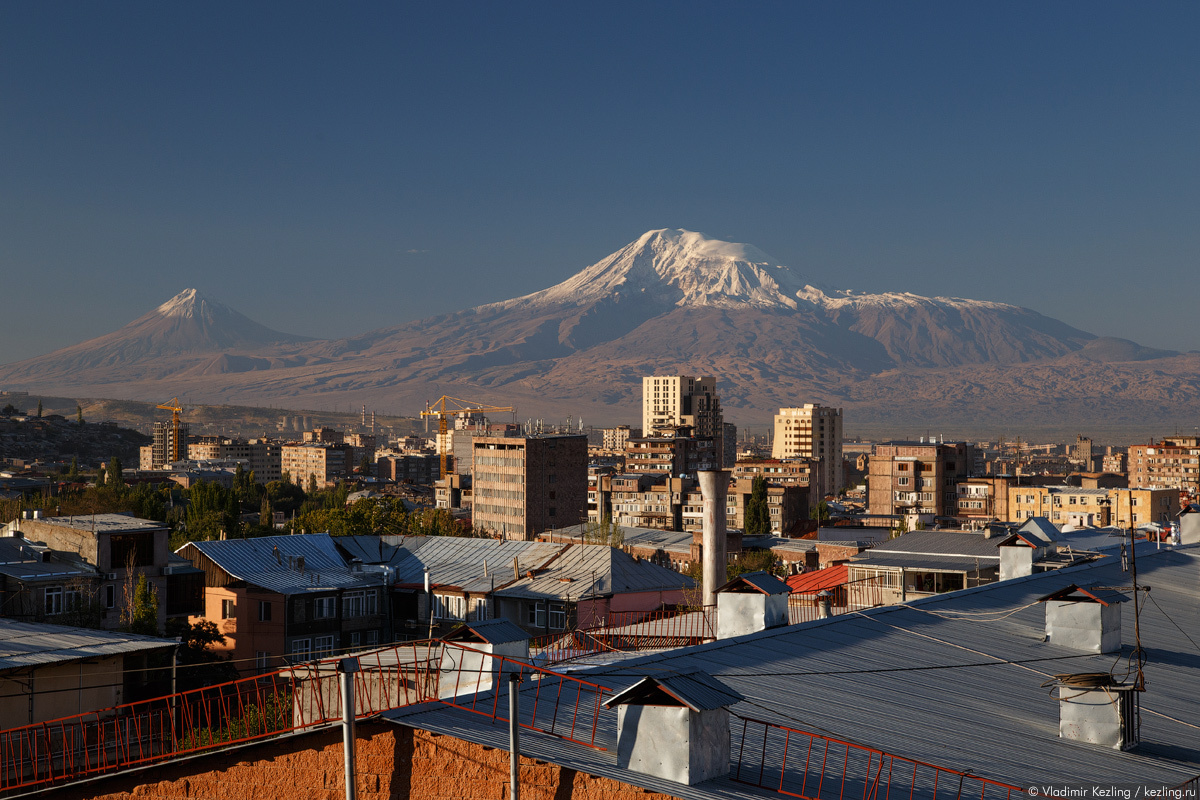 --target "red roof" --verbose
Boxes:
[786,564,848,594]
